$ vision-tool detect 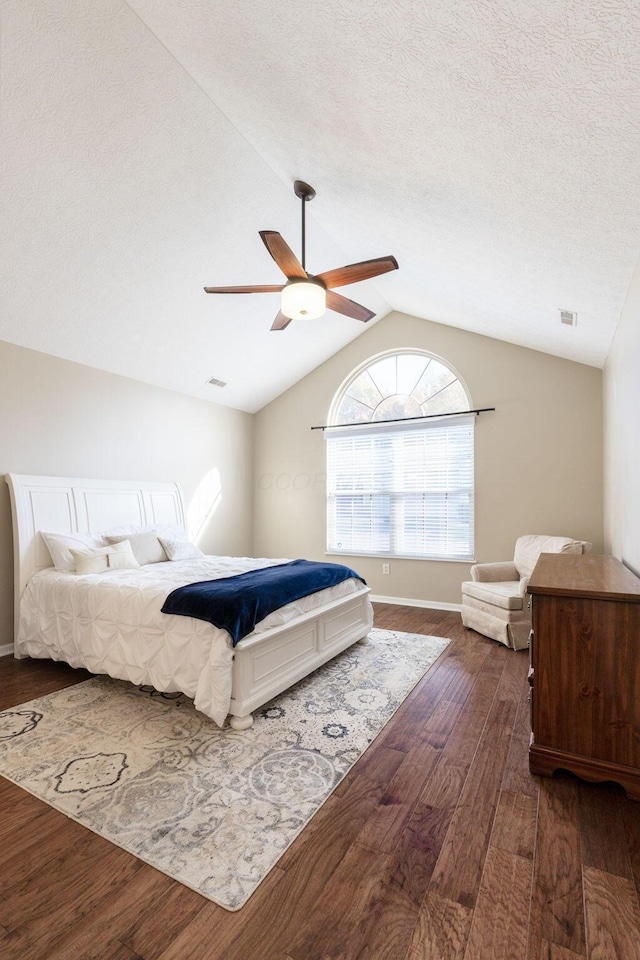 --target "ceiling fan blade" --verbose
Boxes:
[204,284,283,294]
[259,231,307,280]
[315,256,399,289]
[271,310,293,331]
[326,290,376,323]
